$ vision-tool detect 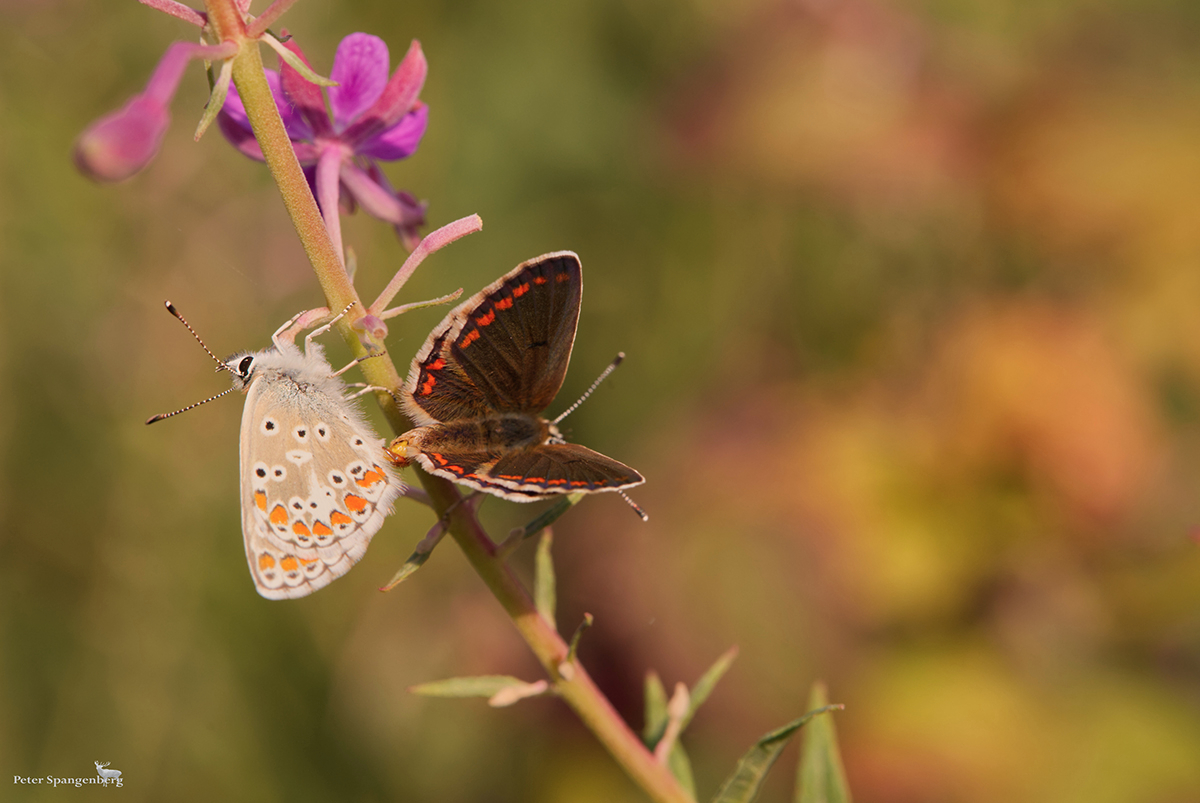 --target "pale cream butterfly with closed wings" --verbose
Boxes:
[147,301,404,599]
